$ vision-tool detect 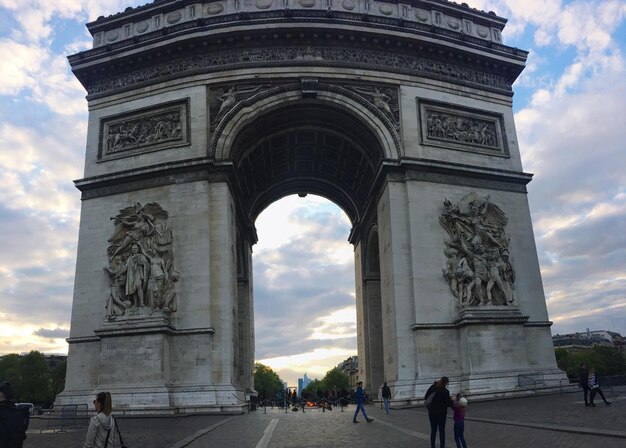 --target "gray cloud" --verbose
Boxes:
[34,328,70,339]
